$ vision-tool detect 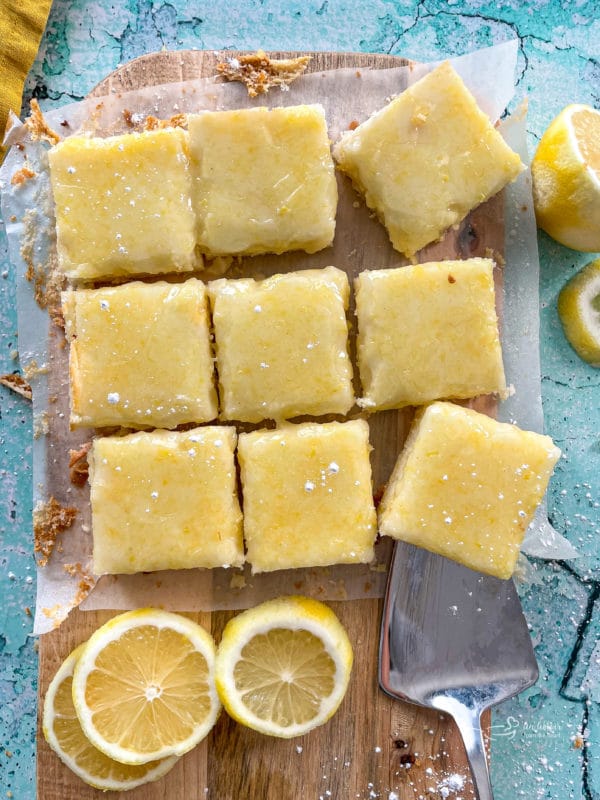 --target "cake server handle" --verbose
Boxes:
[433,698,493,800]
